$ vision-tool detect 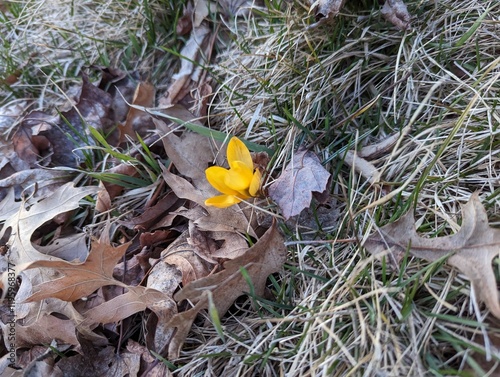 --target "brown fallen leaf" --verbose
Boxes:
[153,113,222,194]
[12,111,56,167]
[97,67,140,124]
[12,73,113,168]
[176,2,195,36]
[82,286,174,326]
[364,193,500,319]
[60,72,113,136]
[118,81,155,143]
[309,0,345,22]
[23,235,130,302]
[55,344,117,377]
[165,220,286,358]
[14,313,79,349]
[126,339,172,377]
[146,263,180,352]
[37,233,89,263]
[268,148,331,220]
[122,191,179,231]
[160,228,212,287]
[0,182,99,266]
